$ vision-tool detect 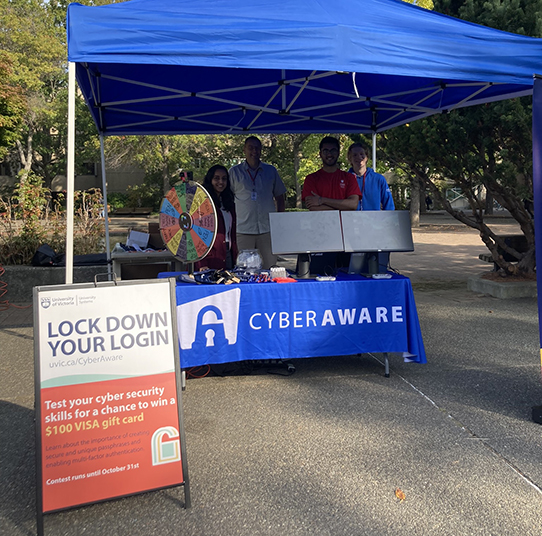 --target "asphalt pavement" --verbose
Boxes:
[2,212,542,536]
